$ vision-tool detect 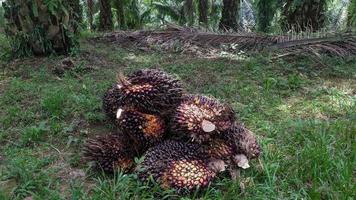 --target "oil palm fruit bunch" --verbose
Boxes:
[116,107,166,148]
[102,84,124,120]
[137,140,225,193]
[171,94,235,142]
[85,68,263,194]
[83,133,137,173]
[117,69,184,115]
